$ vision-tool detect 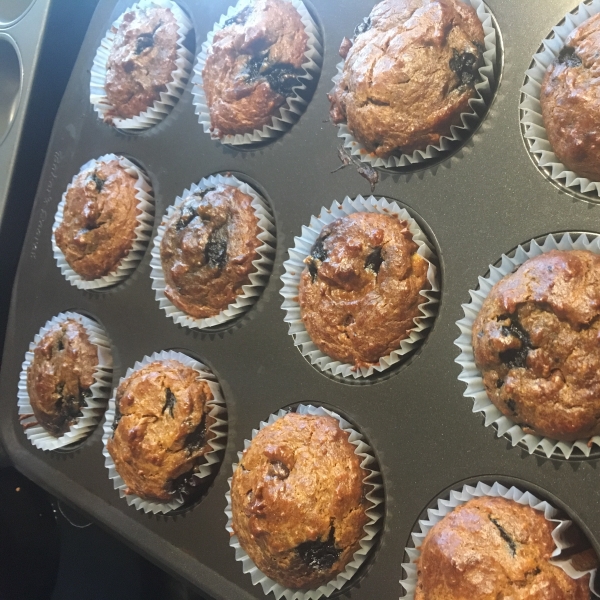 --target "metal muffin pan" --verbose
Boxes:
[1,0,600,598]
